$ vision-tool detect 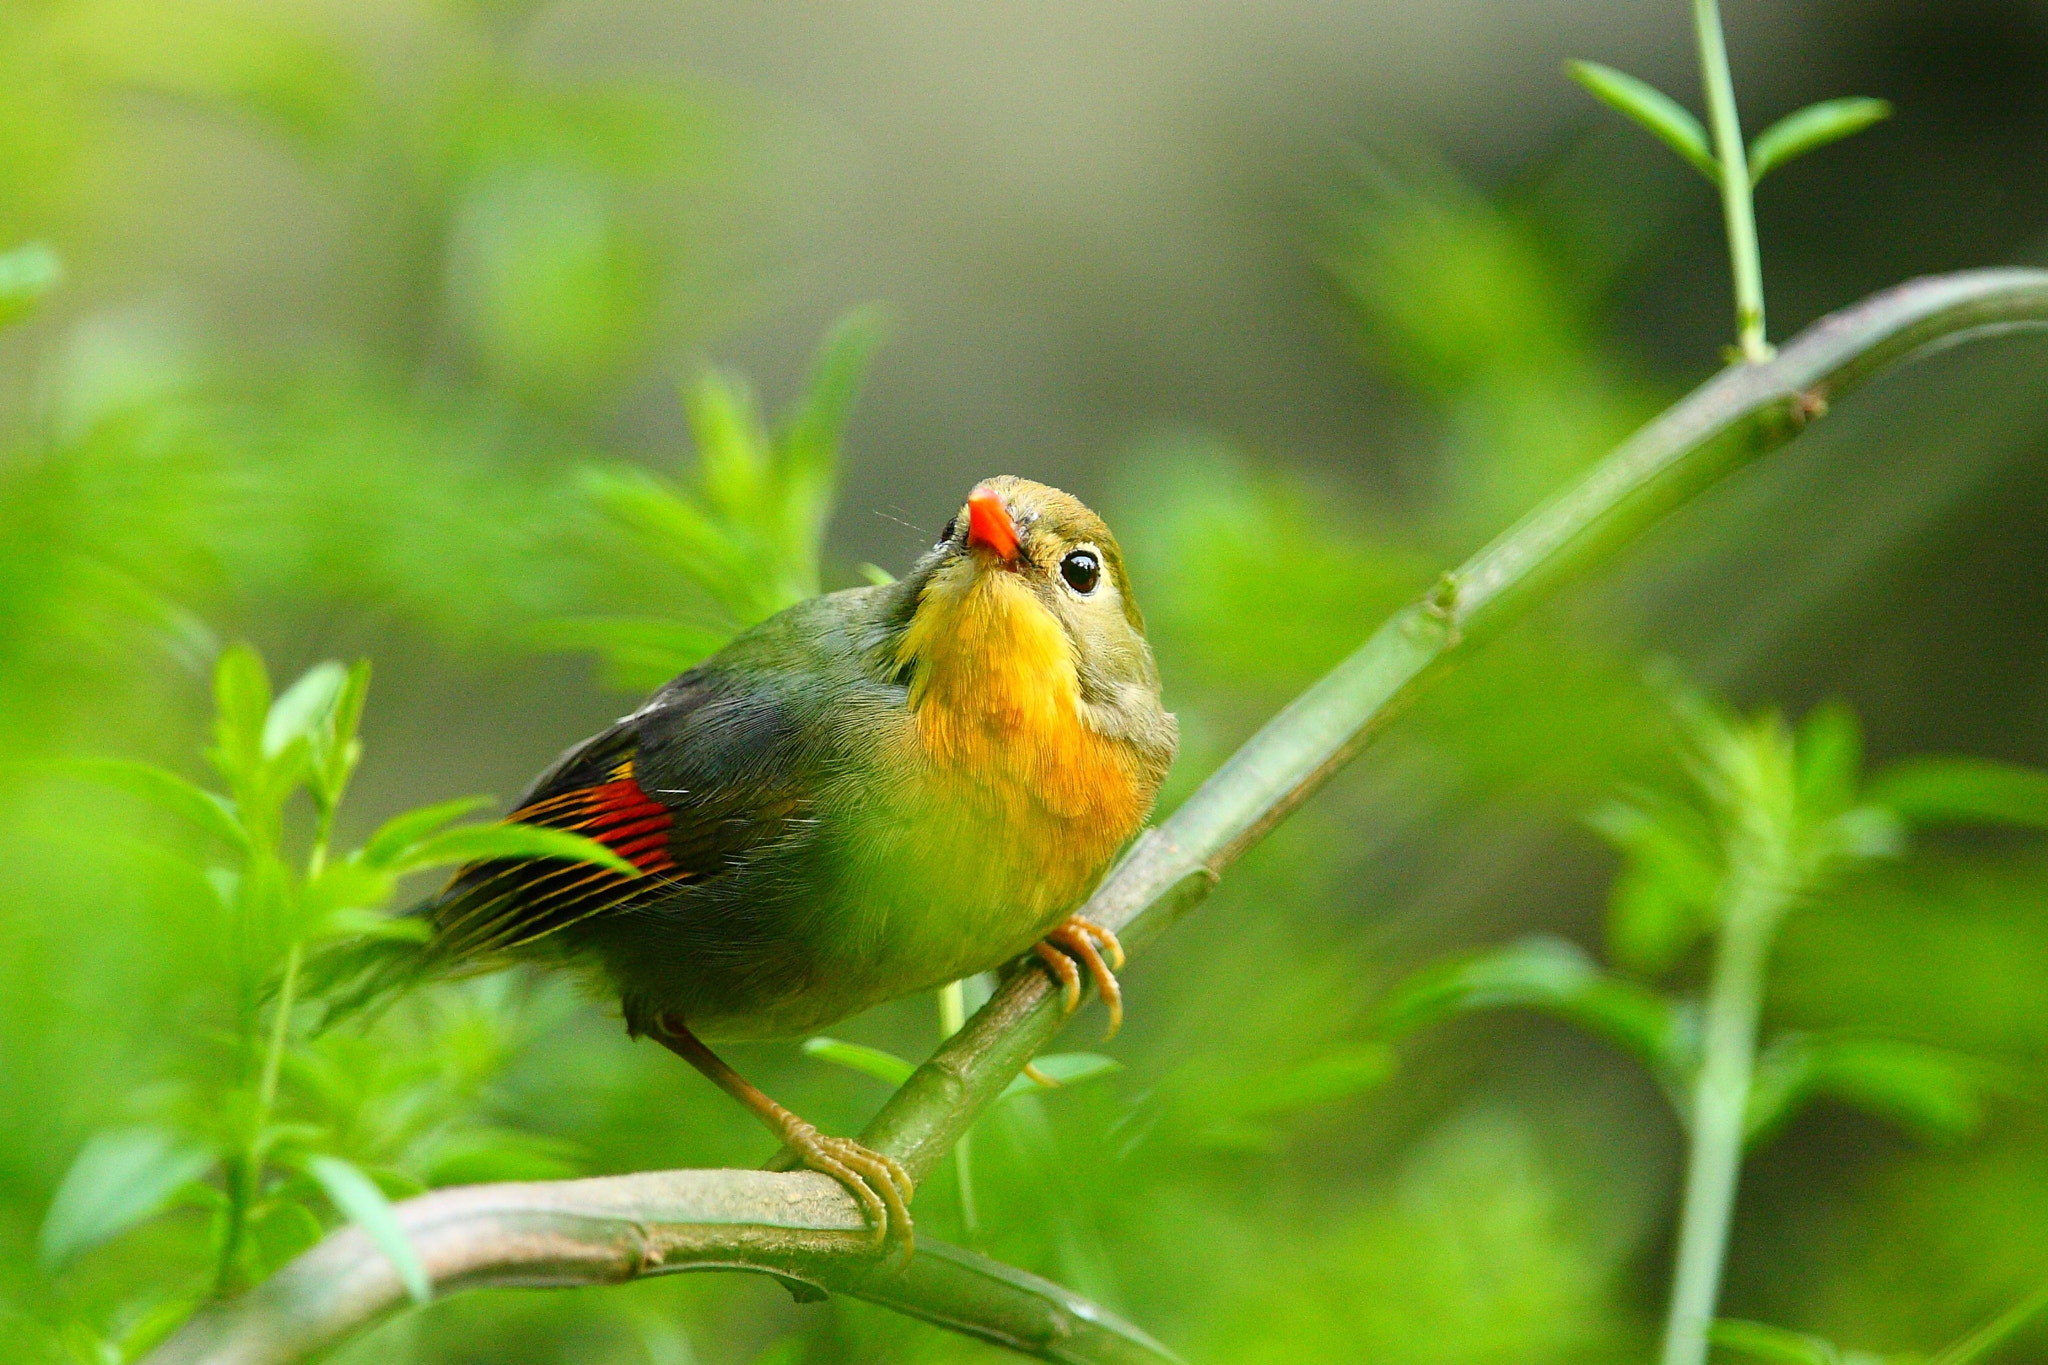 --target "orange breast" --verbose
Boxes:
[895,570,1151,919]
